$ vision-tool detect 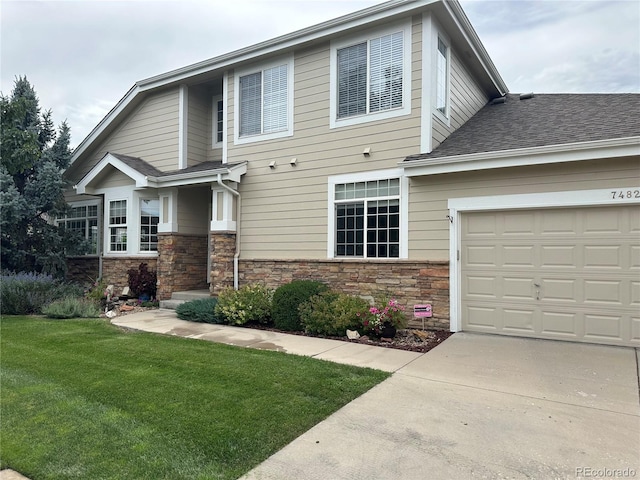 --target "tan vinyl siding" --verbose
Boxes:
[98,167,135,189]
[187,86,209,167]
[408,156,640,261]
[80,89,180,177]
[64,191,101,204]
[432,49,488,149]
[178,186,209,235]
[229,17,423,259]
